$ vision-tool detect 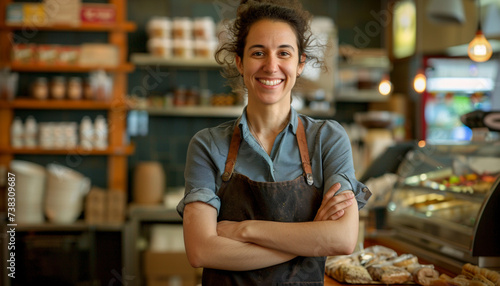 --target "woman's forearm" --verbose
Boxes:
[183,202,296,271]
[228,201,359,257]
